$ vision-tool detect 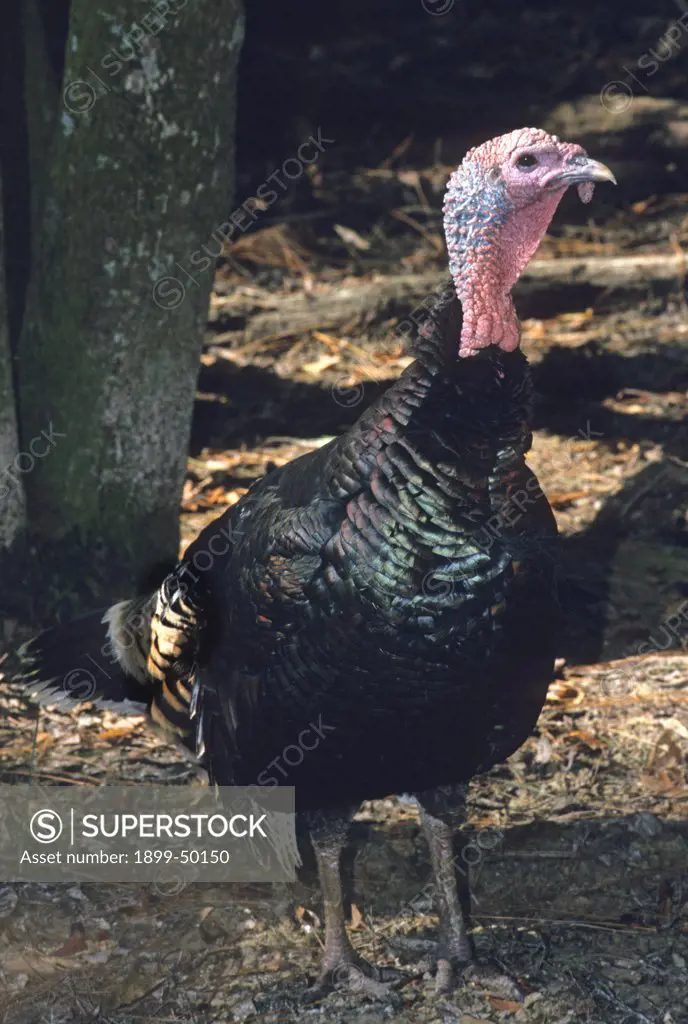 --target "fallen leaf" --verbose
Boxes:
[333,224,371,251]
[556,308,593,326]
[0,732,54,759]
[204,487,234,506]
[546,681,585,706]
[54,922,87,956]
[565,729,605,752]
[302,353,340,376]
[294,905,320,930]
[645,729,685,774]
[534,734,553,764]
[4,954,79,975]
[488,995,523,1012]
[199,906,232,943]
[349,903,364,930]
[662,717,688,741]
[548,490,590,507]
[640,769,684,794]
[98,725,139,741]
